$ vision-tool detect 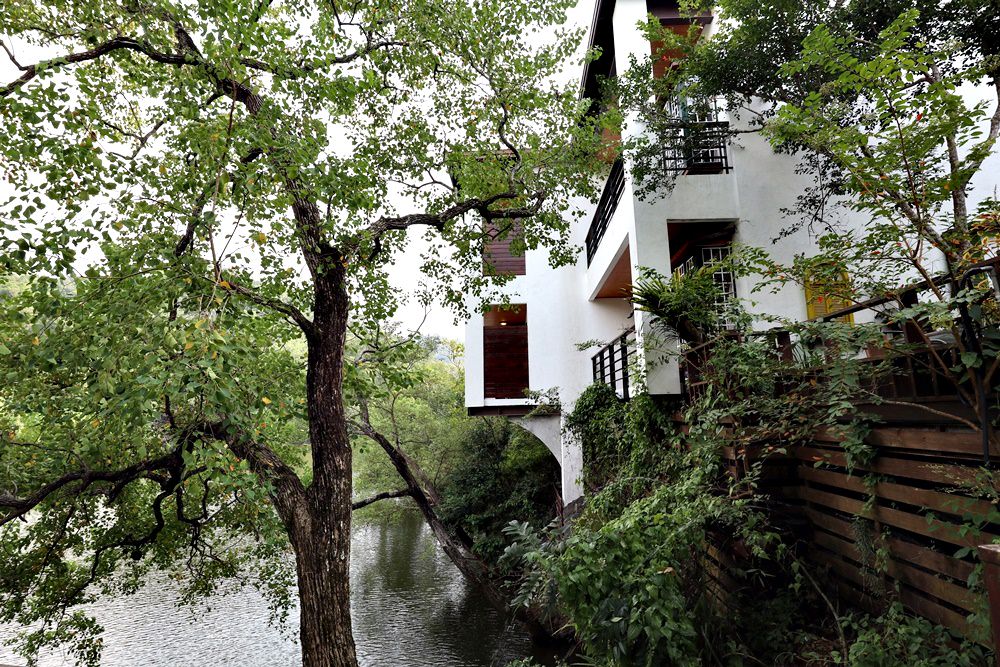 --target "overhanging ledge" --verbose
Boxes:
[467,405,537,418]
